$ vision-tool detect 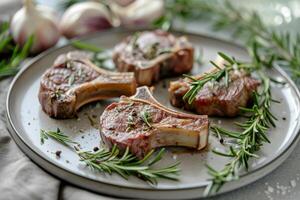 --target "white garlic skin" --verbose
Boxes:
[10,1,60,54]
[60,2,116,39]
[111,0,164,27]
[112,0,135,7]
